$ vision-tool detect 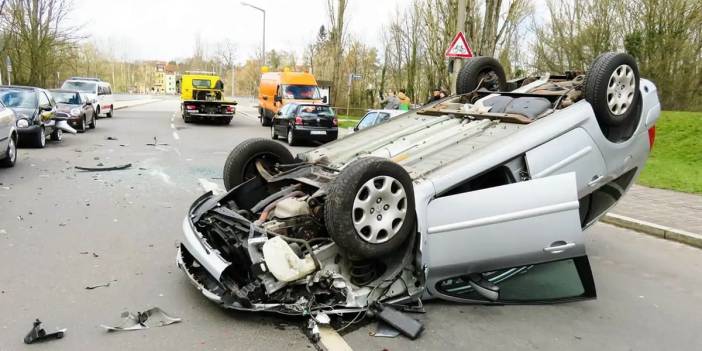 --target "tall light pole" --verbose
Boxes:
[241,2,266,66]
